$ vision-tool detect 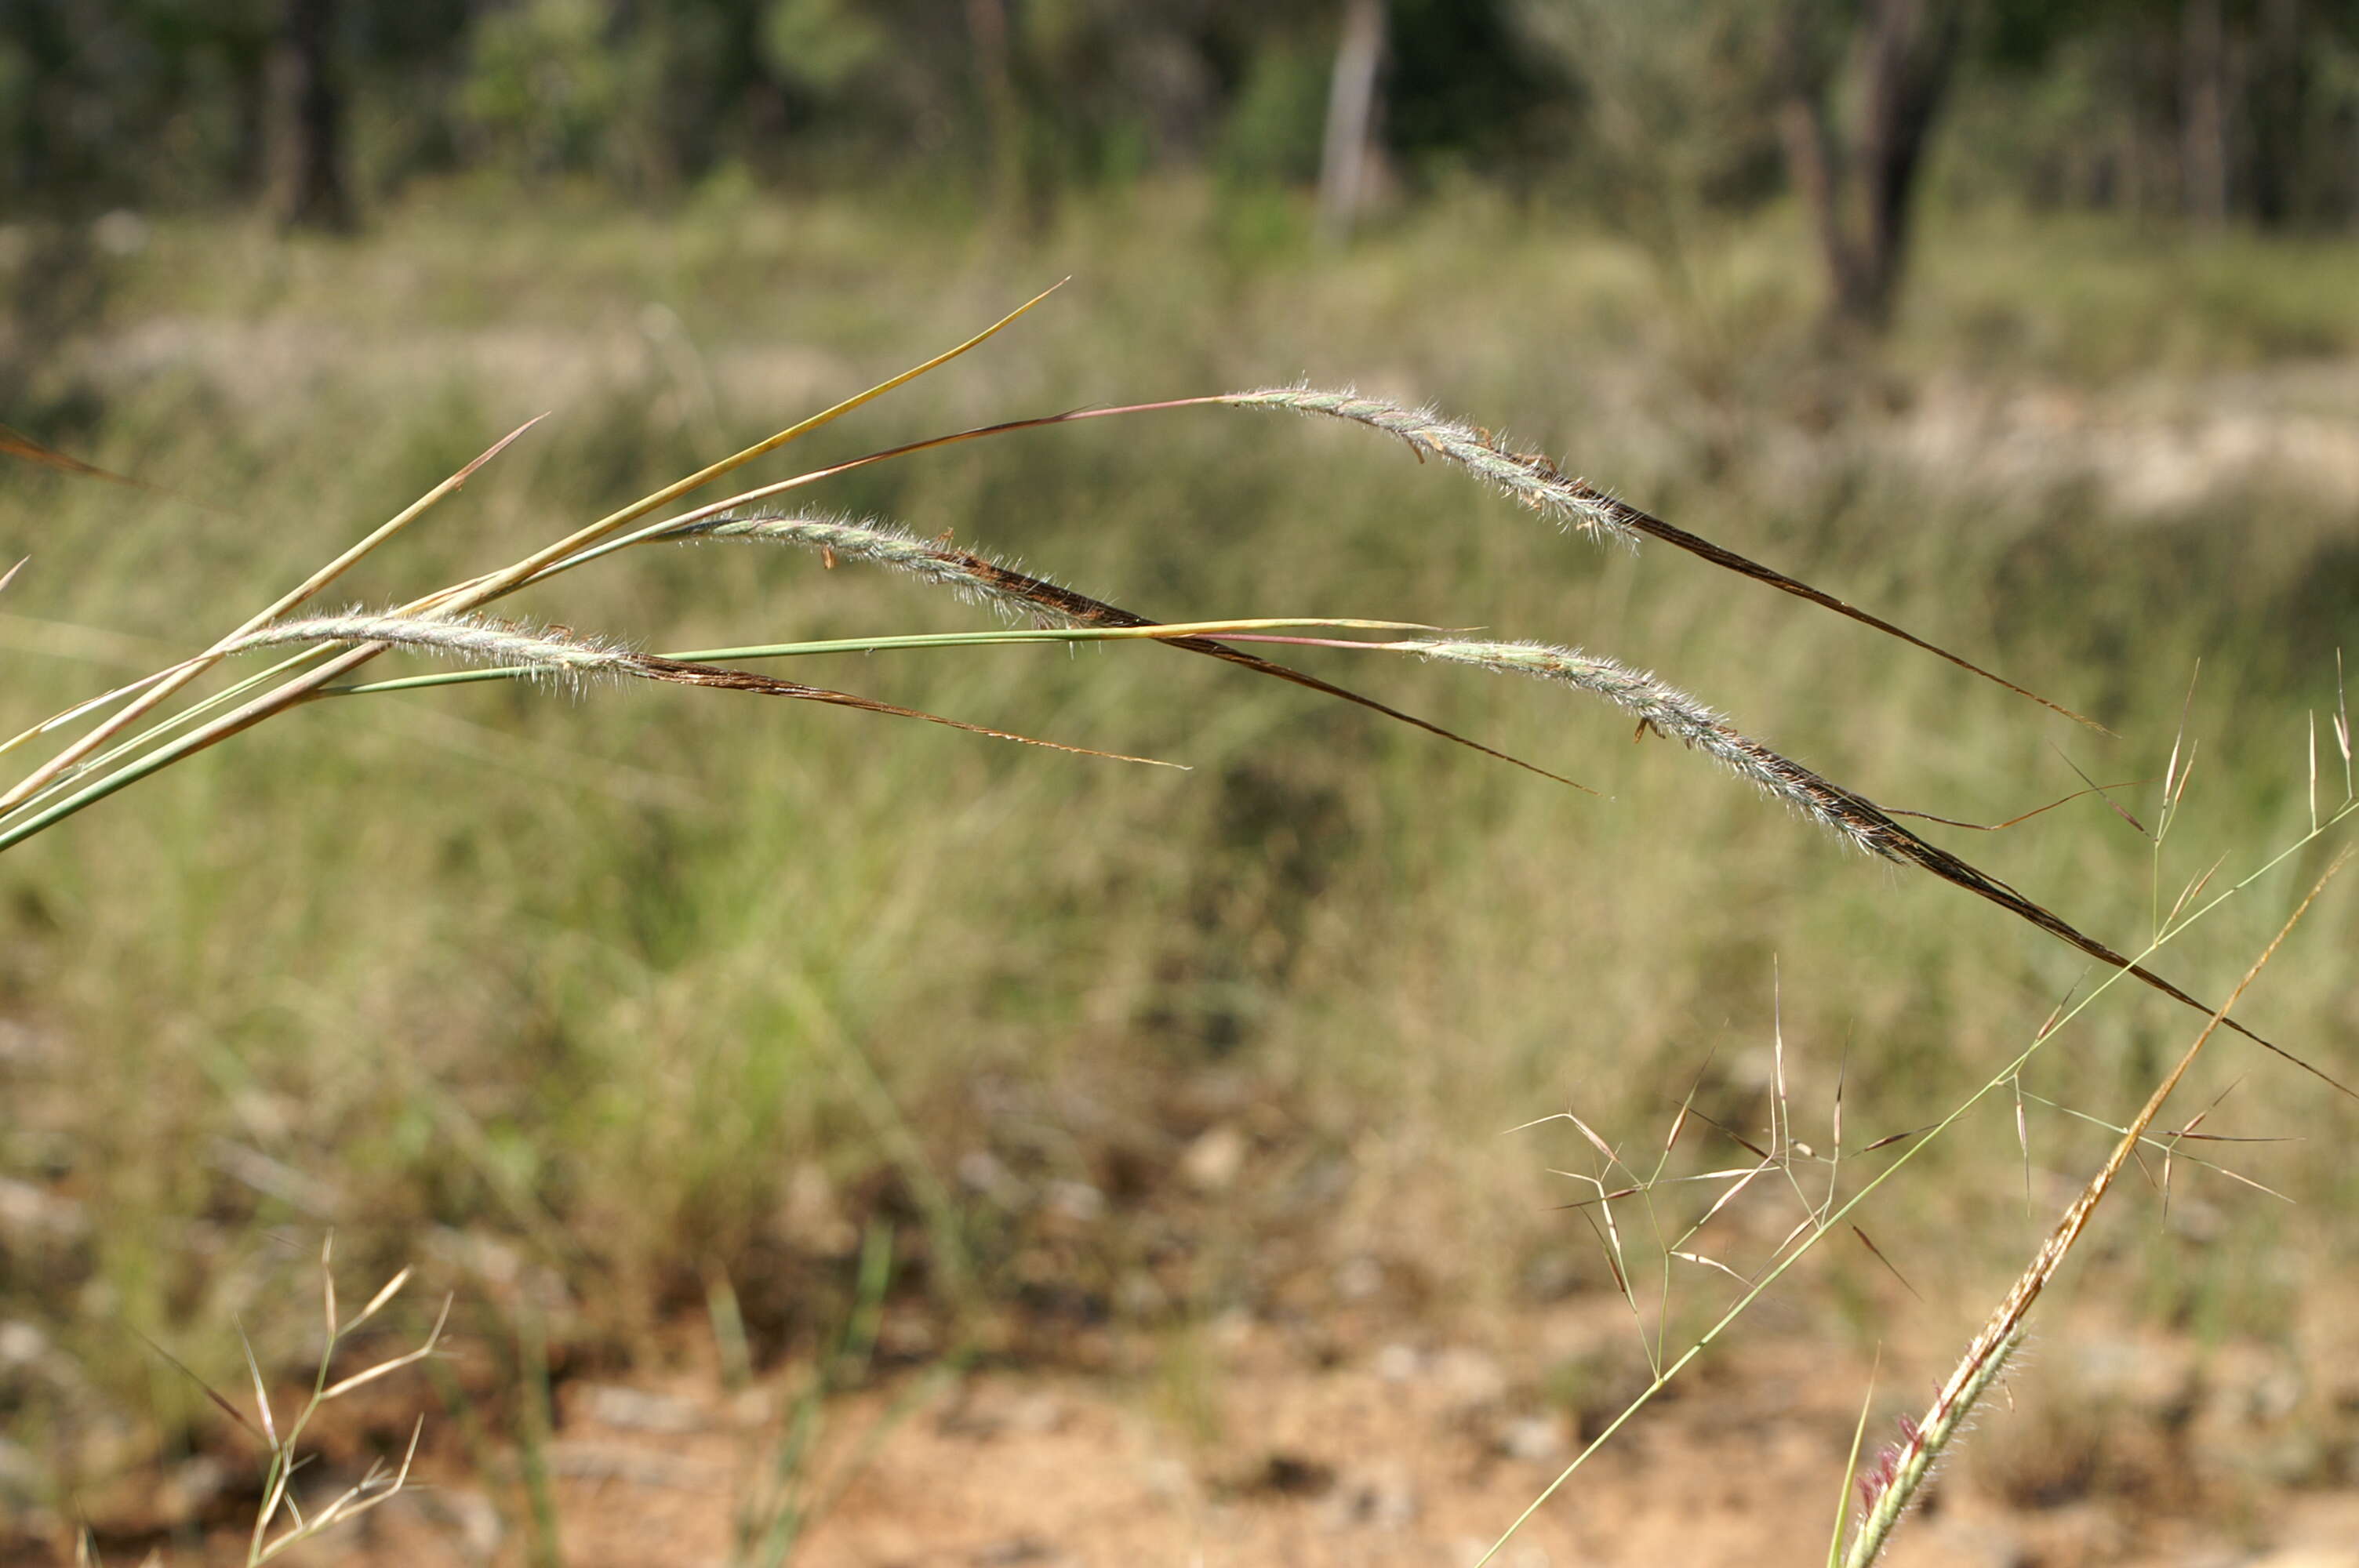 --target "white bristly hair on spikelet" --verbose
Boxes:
[230,610,636,687]
[665,511,1082,626]
[1398,637,1900,859]
[1222,385,1641,545]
